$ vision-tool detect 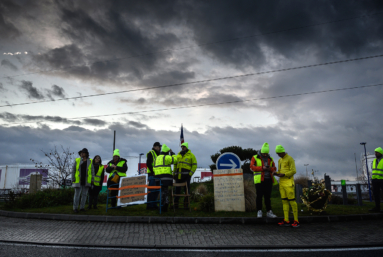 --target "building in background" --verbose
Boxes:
[0,164,48,191]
